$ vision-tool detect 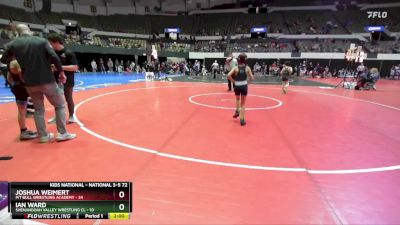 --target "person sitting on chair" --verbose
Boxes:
[369,67,380,90]
[355,67,379,90]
